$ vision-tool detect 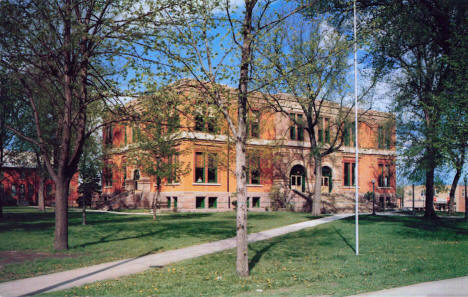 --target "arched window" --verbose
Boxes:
[290,165,306,192]
[321,166,333,193]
